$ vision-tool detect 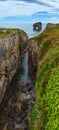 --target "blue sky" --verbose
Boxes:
[0,0,59,23]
